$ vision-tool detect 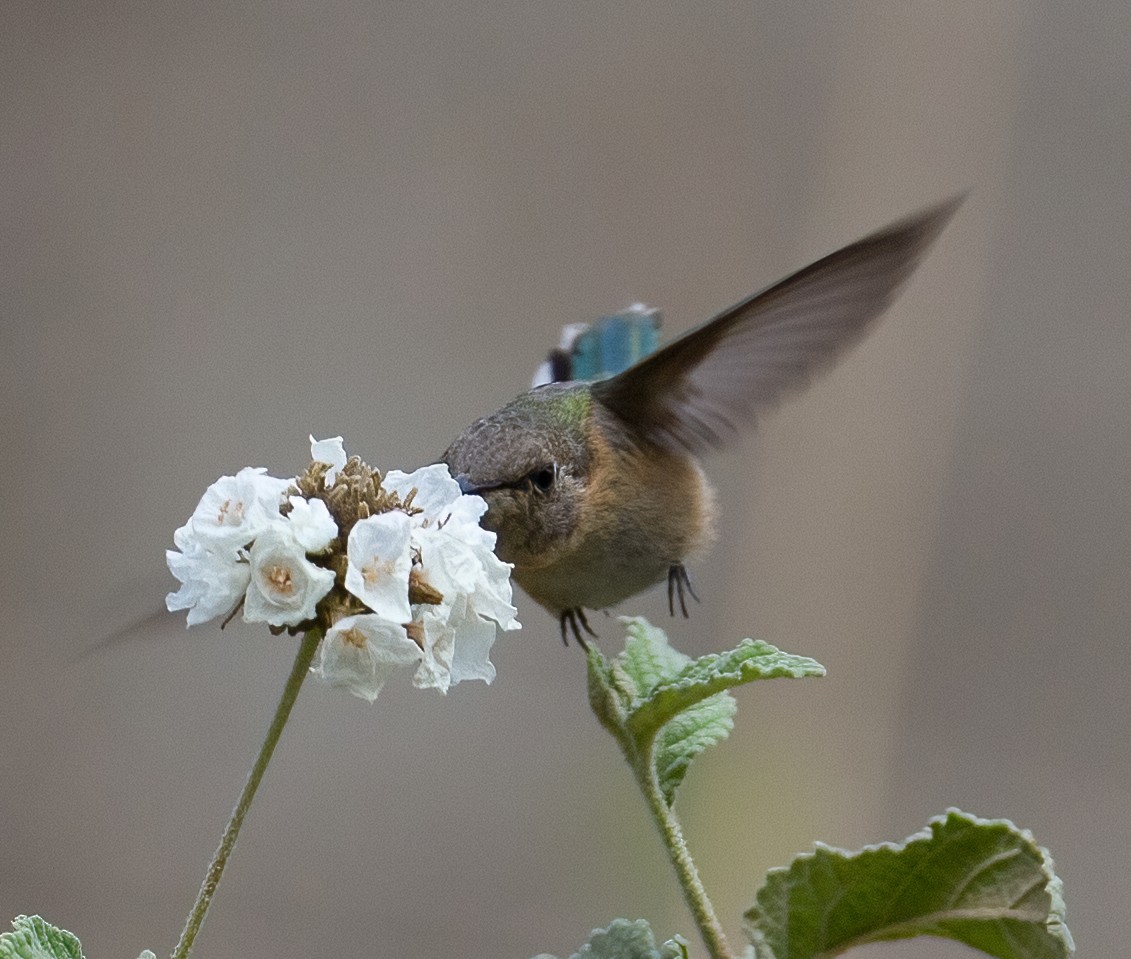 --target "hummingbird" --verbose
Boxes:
[442,197,963,644]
